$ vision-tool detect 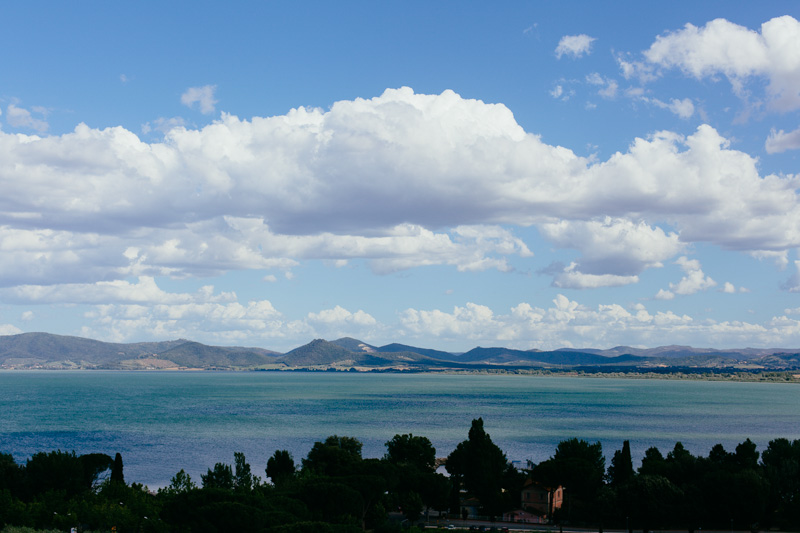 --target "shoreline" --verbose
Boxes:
[1,365,799,383]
